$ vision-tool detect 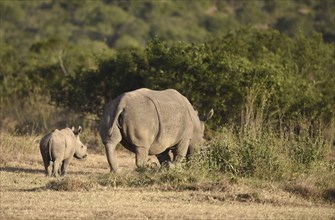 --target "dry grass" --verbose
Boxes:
[0,132,40,165]
[1,133,334,219]
[46,177,95,191]
[1,171,334,220]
